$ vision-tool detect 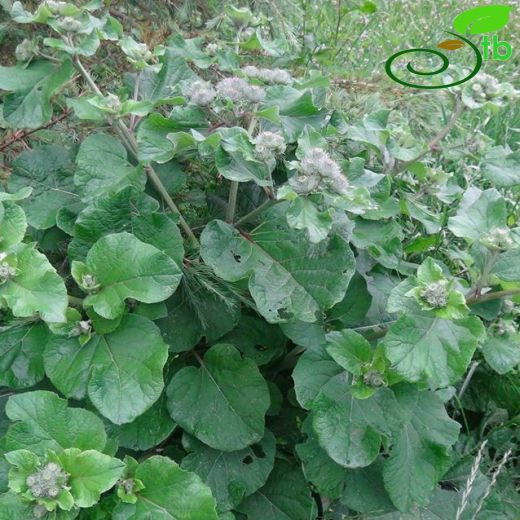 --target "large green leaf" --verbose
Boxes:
[136,109,208,163]
[382,384,460,512]
[167,344,270,451]
[310,372,390,468]
[1,60,73,129]
[139,51,197,104]
[0,323,47,389]
[9,145,78,229]
[0,244,68,323]
[491,248,520,281]
[220,315,286,366]
[44,314,168,425]
[292,340,342,409]
[112,455,218,519]
[0,203,26,250]
[481,334,520,374]
[448,188,506,242]
[4,391,107,455]
[181,431,276,512]
[72,187,184,264]
[381,313,485,389]
[215,127,271,186]
[481,146,520,187]
[200,216,355,323]
[236,460,317,520]
[105,395,176,451]
[351,218,403,269]
[75,133,145,202]
[263,86,327,141]
[297,418,394,512]
[52,448,125,508]
[0,492,34,520]
[158,284,240,353]
[71,232,182,319]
